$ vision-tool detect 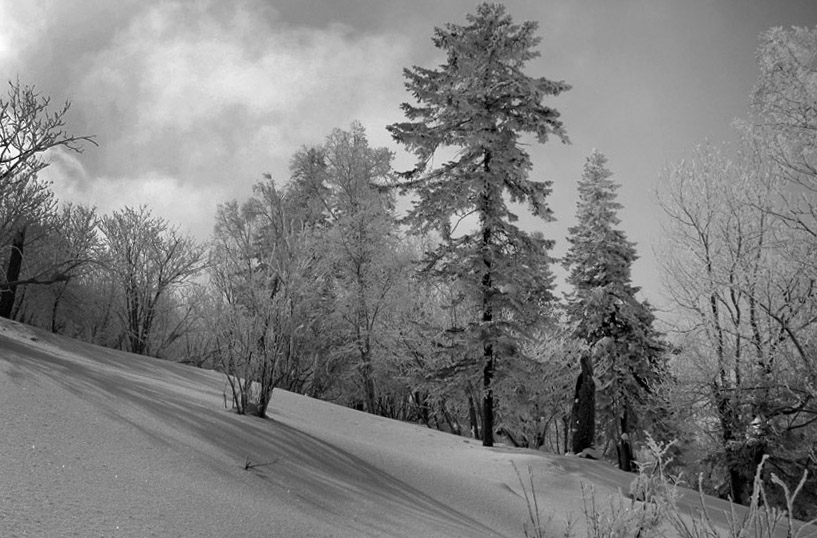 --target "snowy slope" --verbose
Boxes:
[0,318,750,537]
